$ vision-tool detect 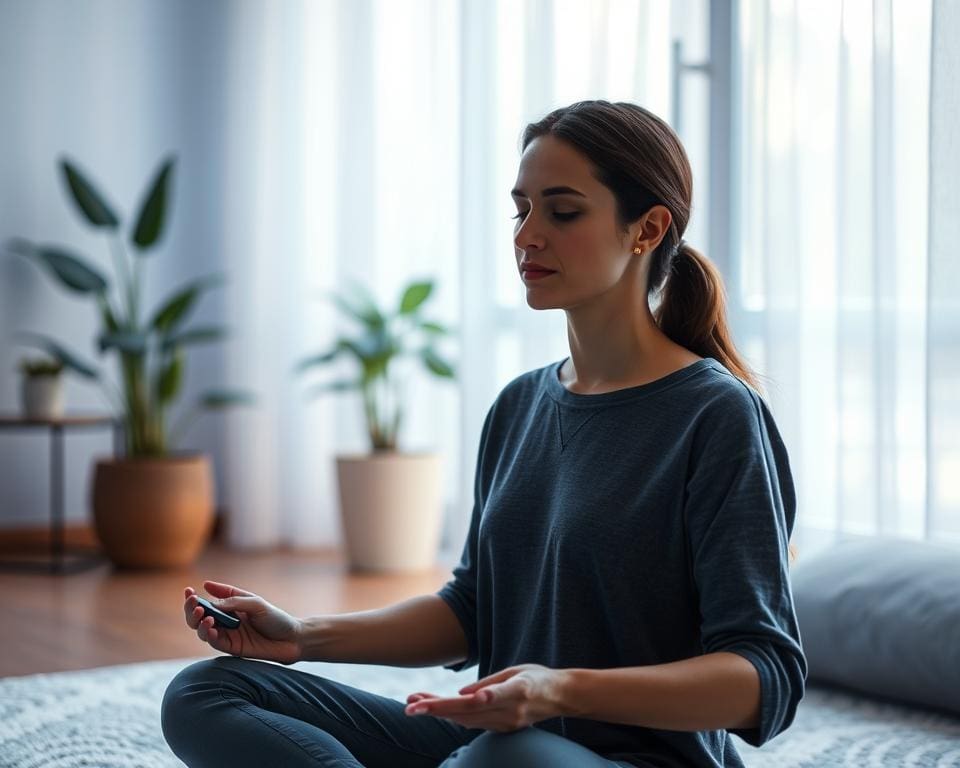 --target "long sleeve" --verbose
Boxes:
[683,384,807,747]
